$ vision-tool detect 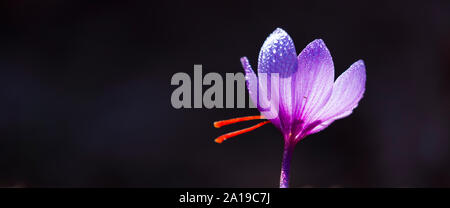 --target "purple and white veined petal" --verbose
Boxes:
[257,28,298,134]
[291,39,334,137]
[308,60,366,135]
[241,57,281,129]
